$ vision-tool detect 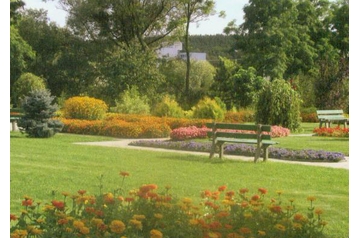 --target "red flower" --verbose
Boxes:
[239,188,249,194]
[51,200,65,210]
[251,194,260,201]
